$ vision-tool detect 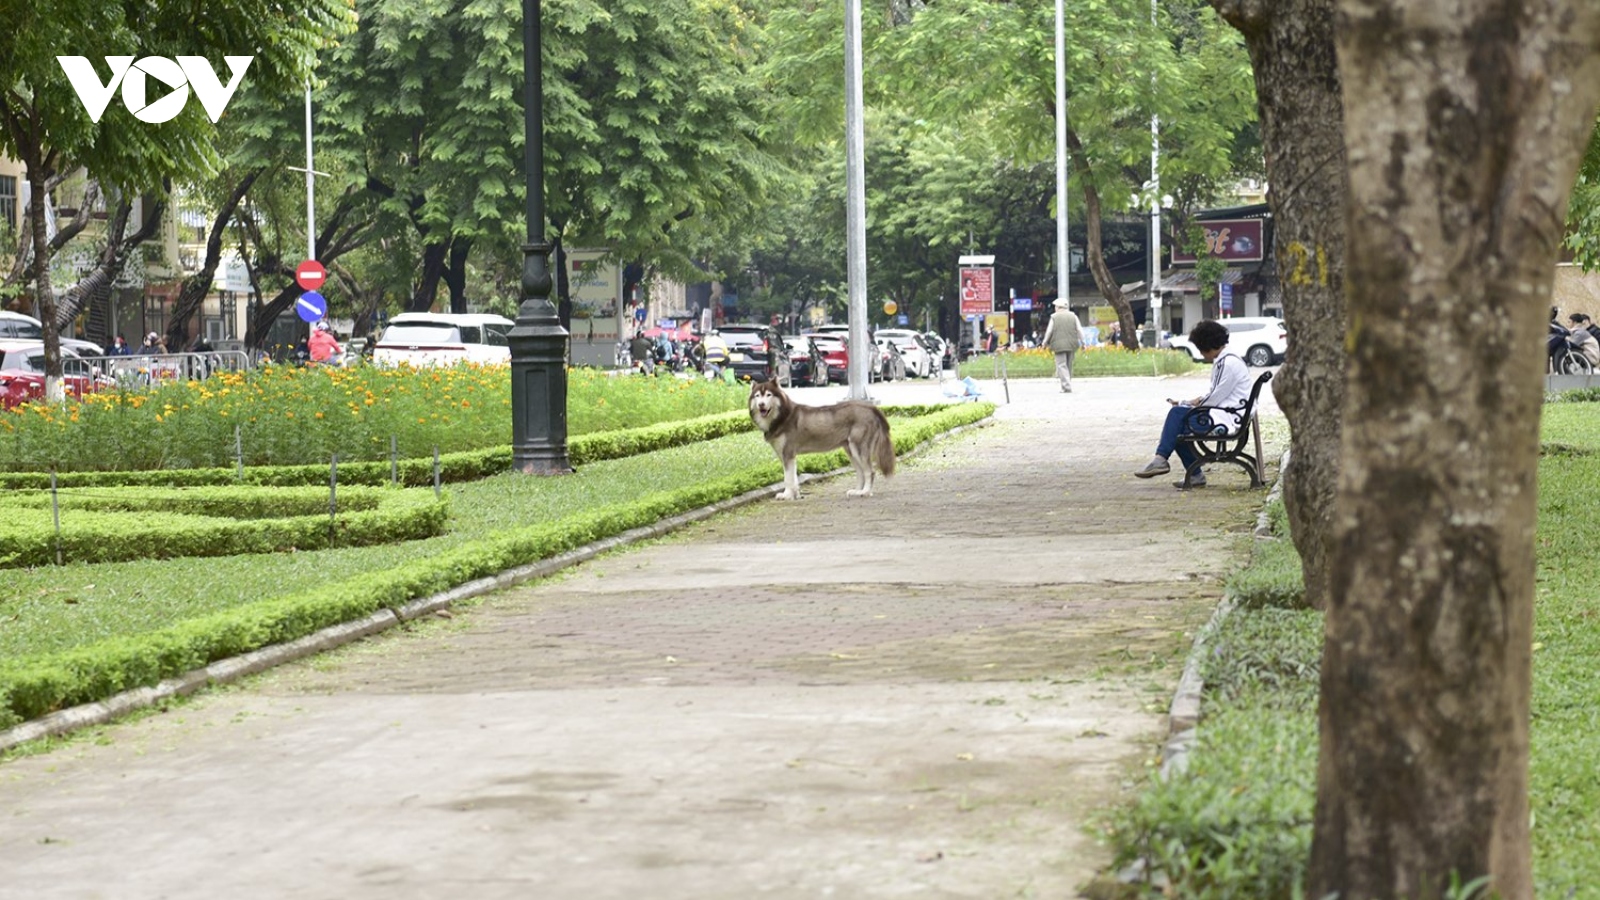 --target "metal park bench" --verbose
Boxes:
[1176,371,1273,489]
